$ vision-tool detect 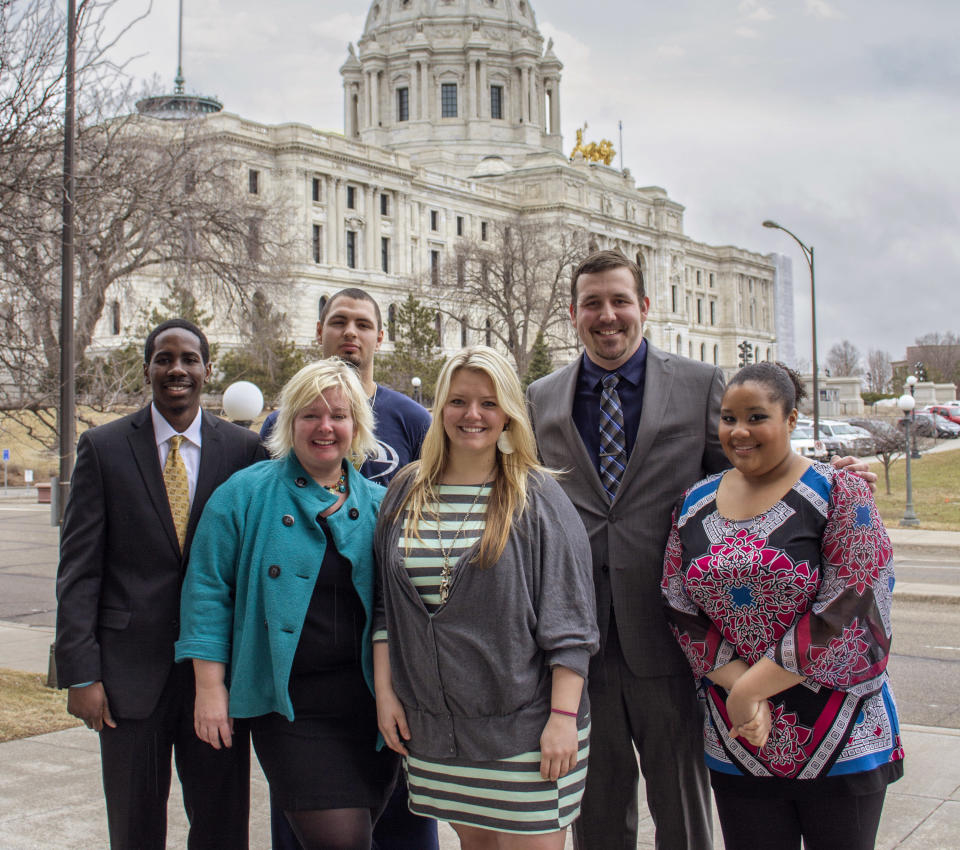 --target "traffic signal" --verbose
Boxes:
[738,339,754,367]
